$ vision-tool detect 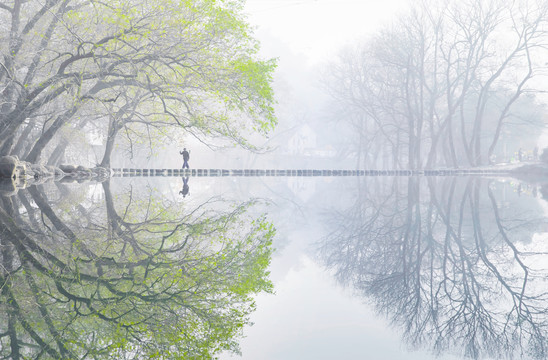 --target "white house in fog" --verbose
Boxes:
[287,124,316,155]
[286,123,337,158]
